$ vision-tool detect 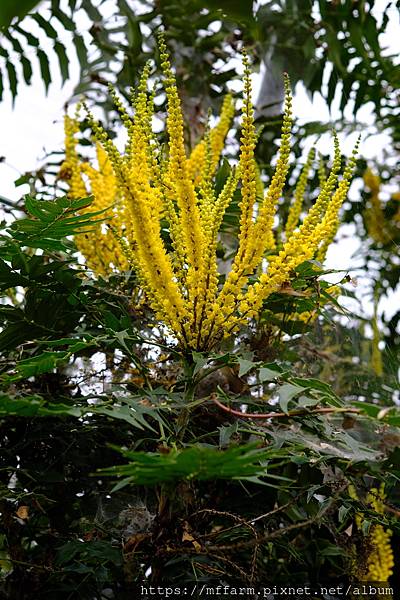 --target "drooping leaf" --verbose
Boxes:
[37,48,52,93]
[9,195,106,251]
[5,60,17,102]
[54,41,69,83]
